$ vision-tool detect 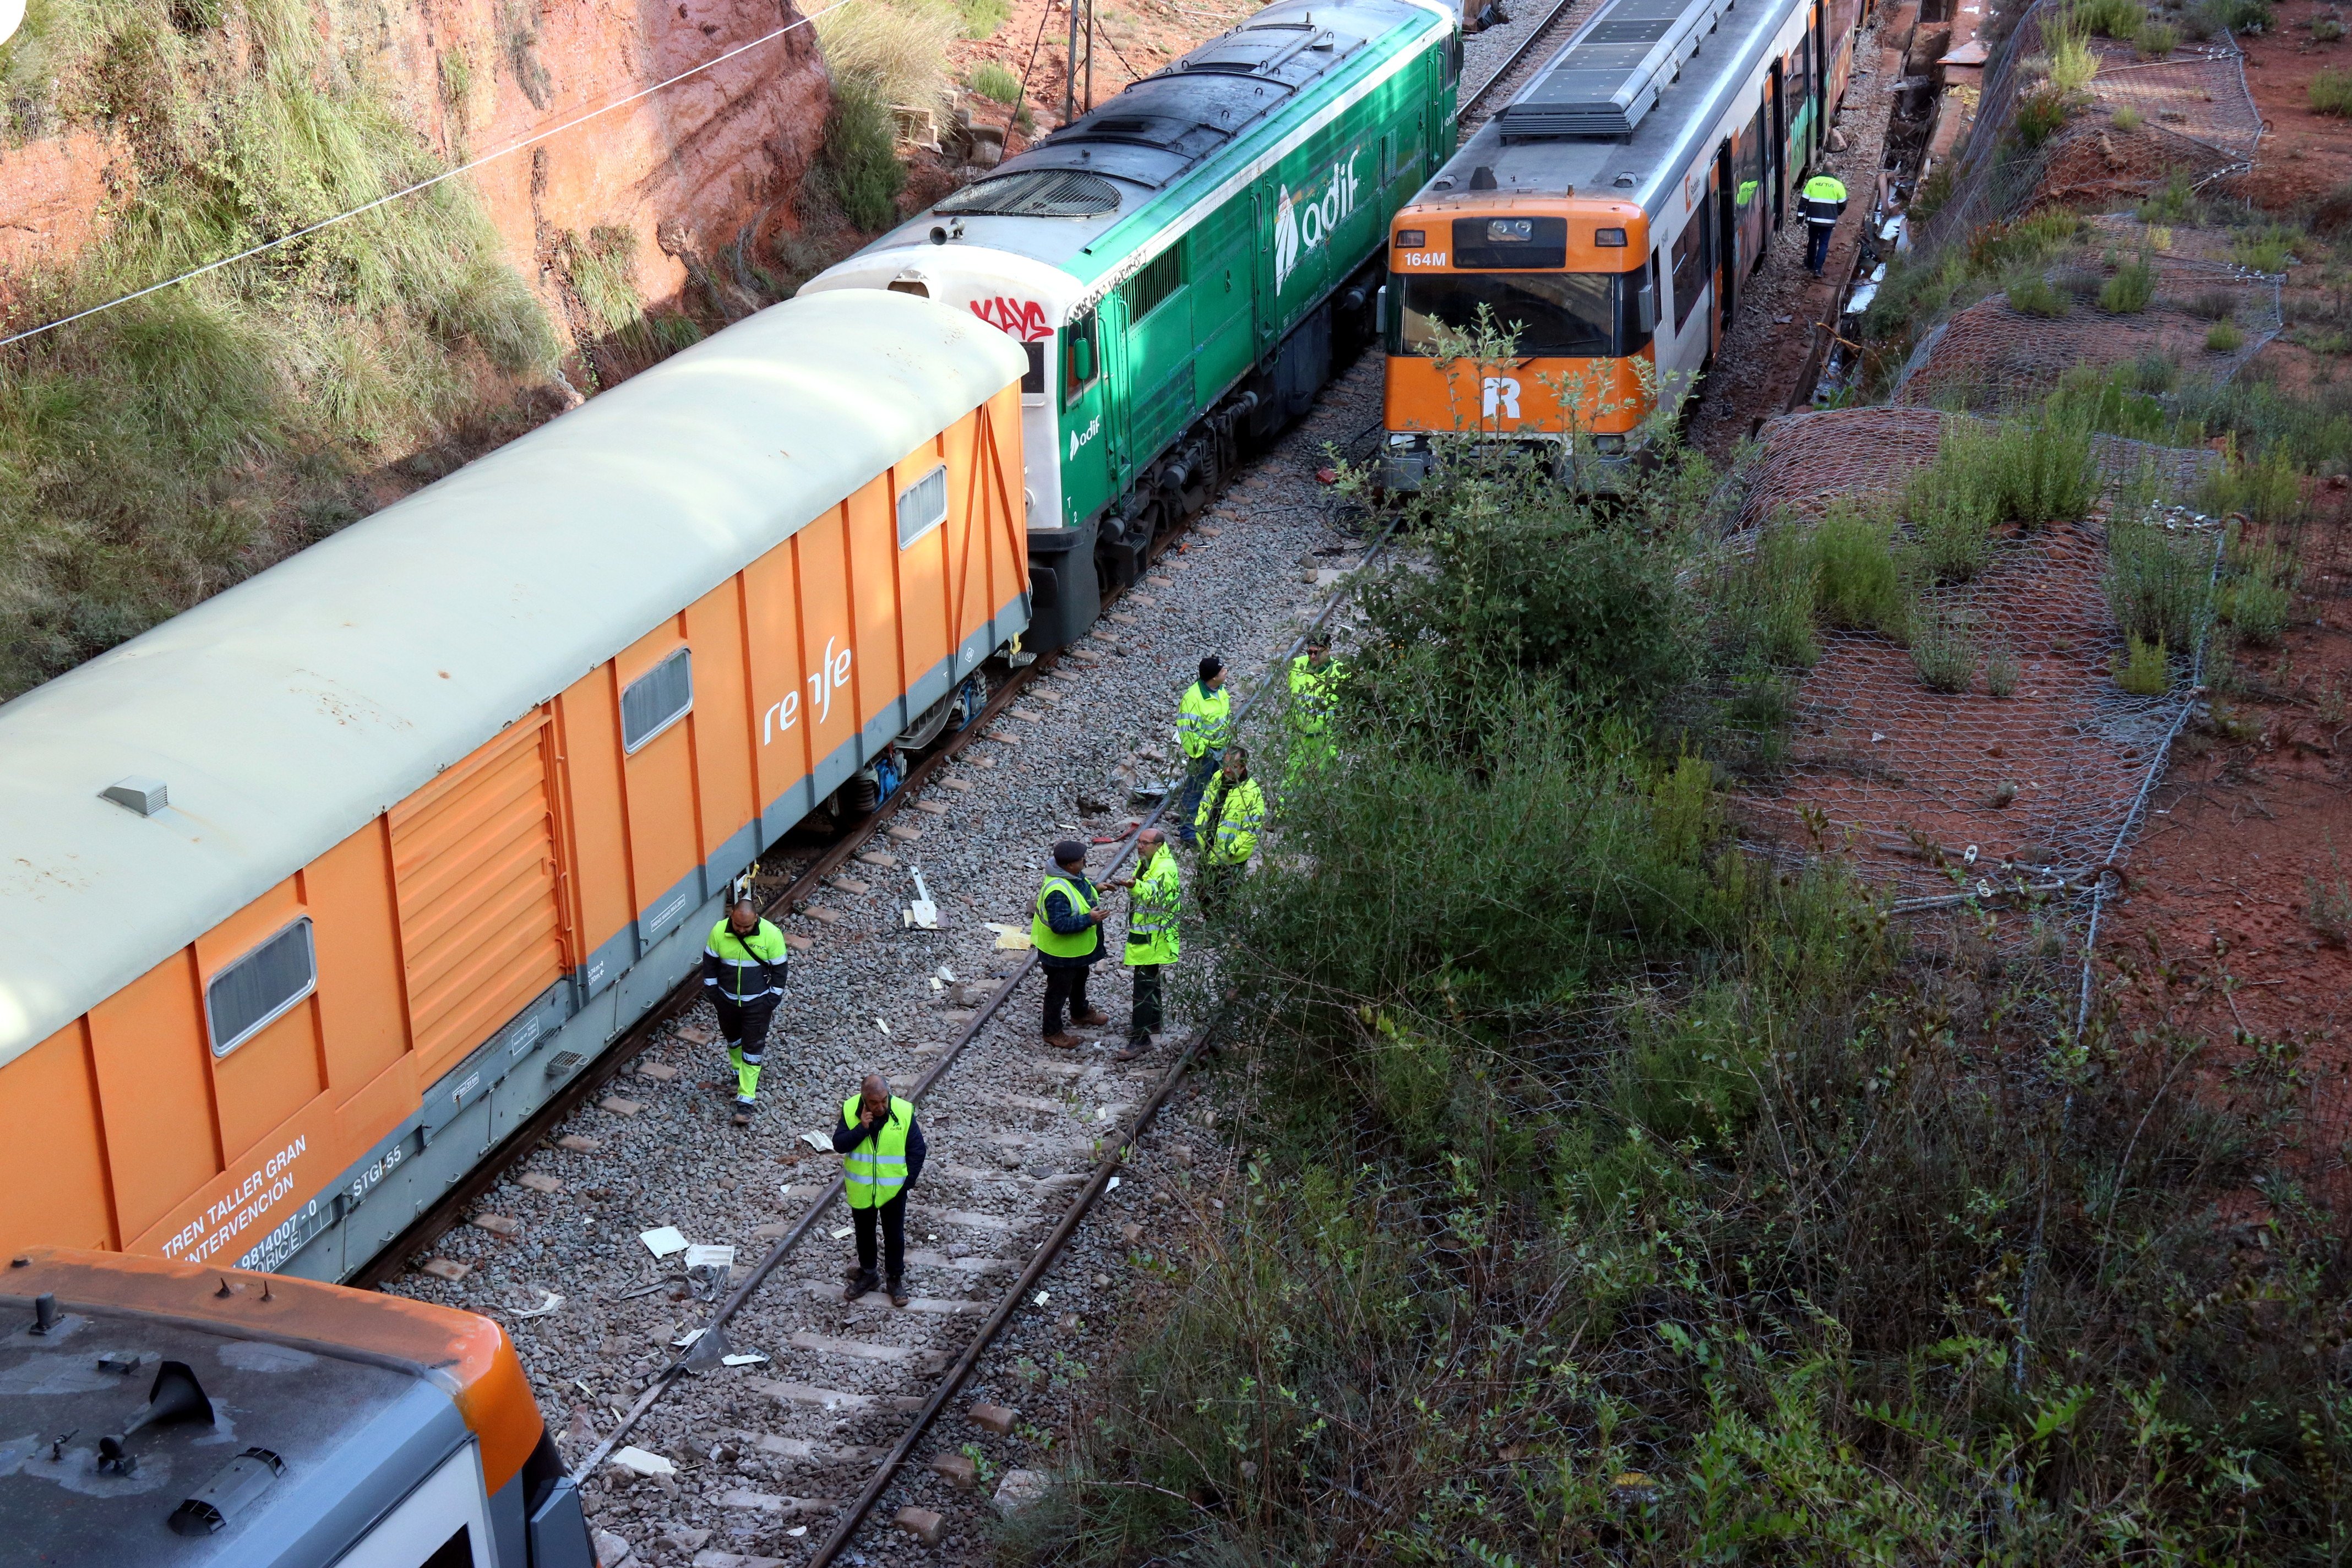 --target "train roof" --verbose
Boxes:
[0,291,1025,1069]
[1422,0,1795,221]
[839,0,1450,287]
[1,1248,538,1565]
